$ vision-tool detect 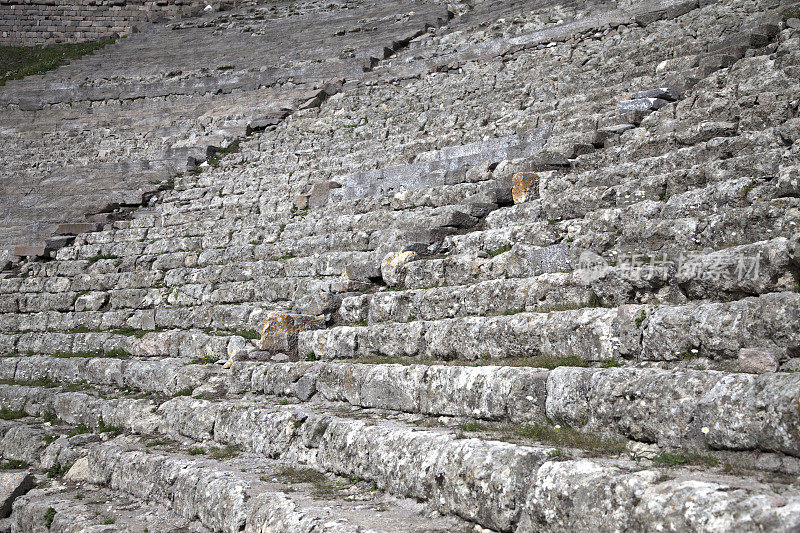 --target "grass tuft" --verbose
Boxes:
[0,407,27,420]
[67,423,91,437]
[97,417,123,436]
[209,445,240,459]
[274,466,336,495]
[516,422,626,456]
[0,459,28,470]
[0,39,115,86]
[188,355,218,365]
[487,245,512,258]
[47,461,67,478]
[44,507,56,528]
[652,451,719,468]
